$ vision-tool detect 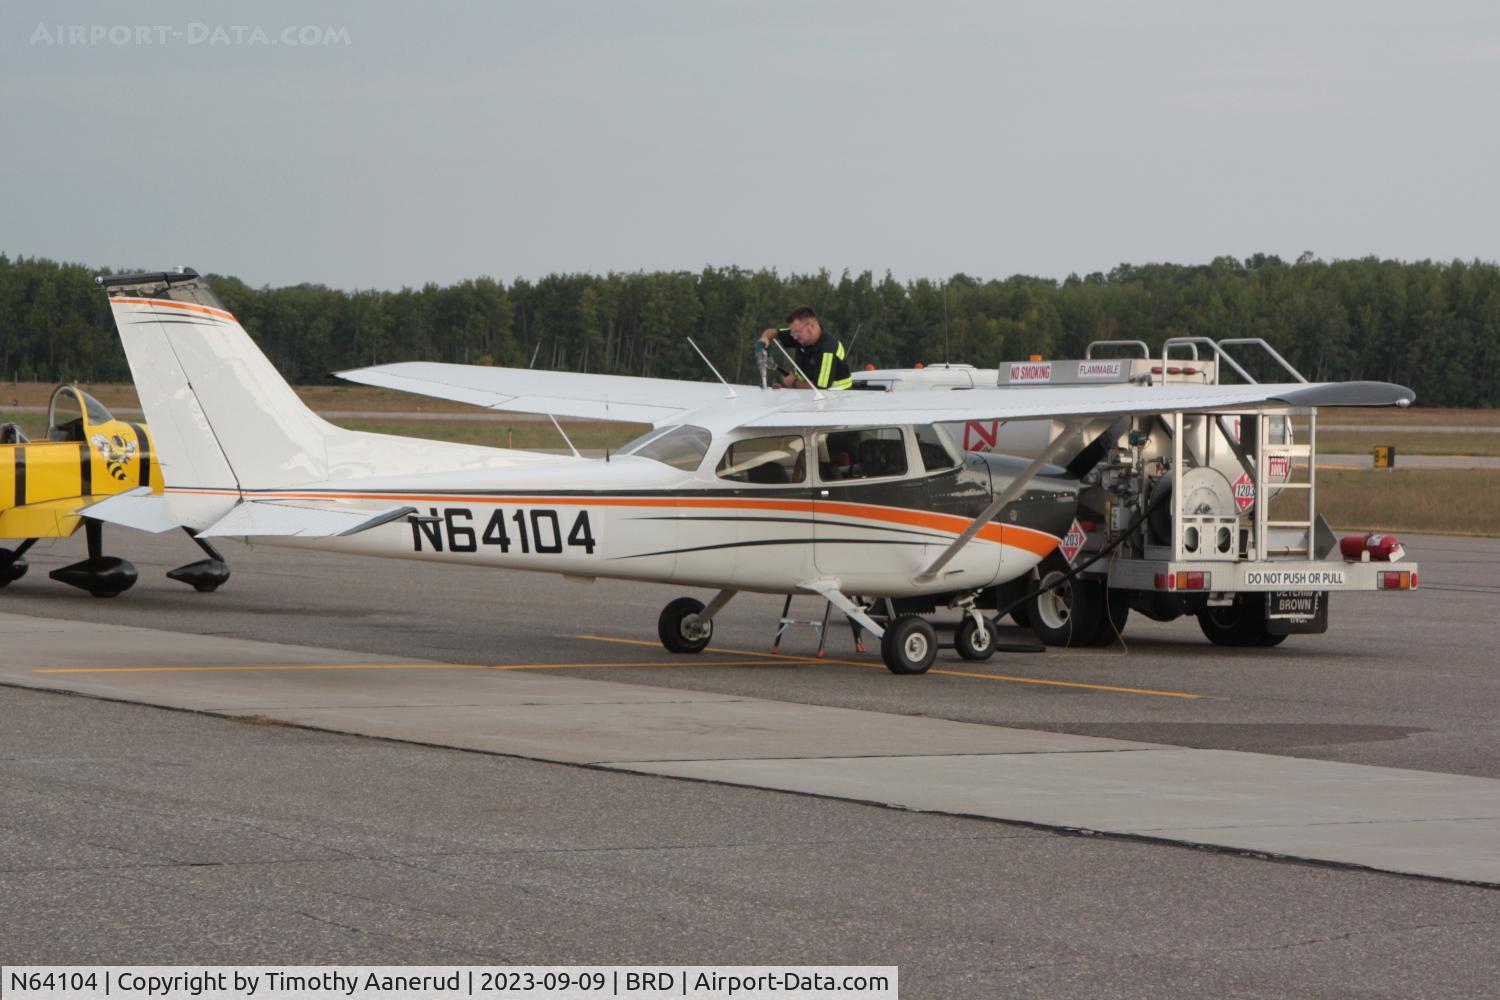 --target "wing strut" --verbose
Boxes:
[915,419,1087,584]
[800,579,886,639]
